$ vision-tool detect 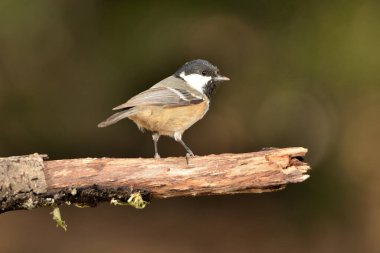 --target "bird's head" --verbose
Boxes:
[175,59,230,98]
